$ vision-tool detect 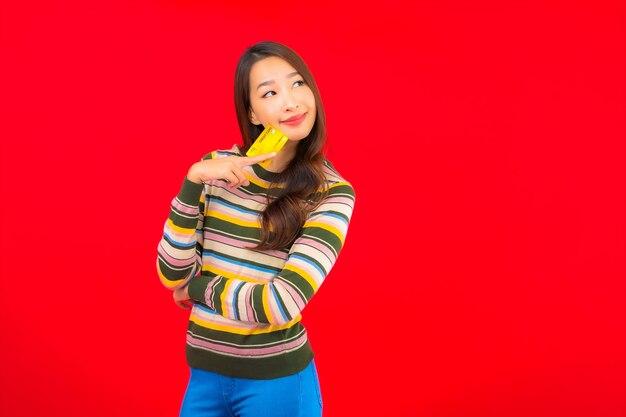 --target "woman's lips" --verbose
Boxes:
[281,113,306,126]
